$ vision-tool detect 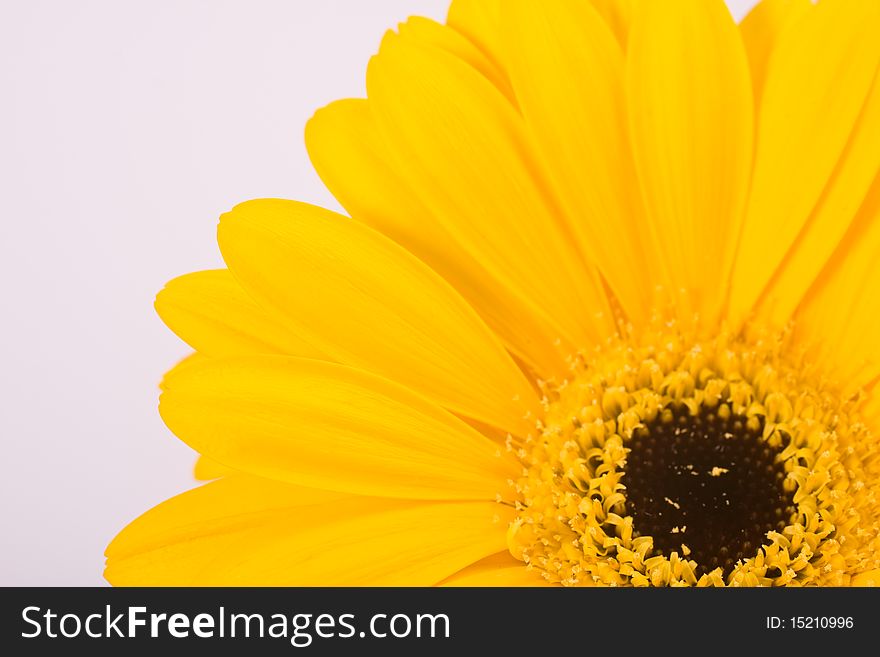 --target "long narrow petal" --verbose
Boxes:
[306,99,571,377]
[398,16,513,102]
[106,476,511,586]
[446,0,507,73]
[503,0,652,322]
[626,0,753,324]
[106,476,349,564]
[740,0,812,106]
[193,454,234,480]
[218,199,539,436]
[159,356,519,500]
[588,0,633,47]
[729,0,880,323]
[367,32,615,351]
[448,0,631,56]
[795,174,880,393]
[439,552,553,586]
[757,71,880,325]
[155,269,323,358]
